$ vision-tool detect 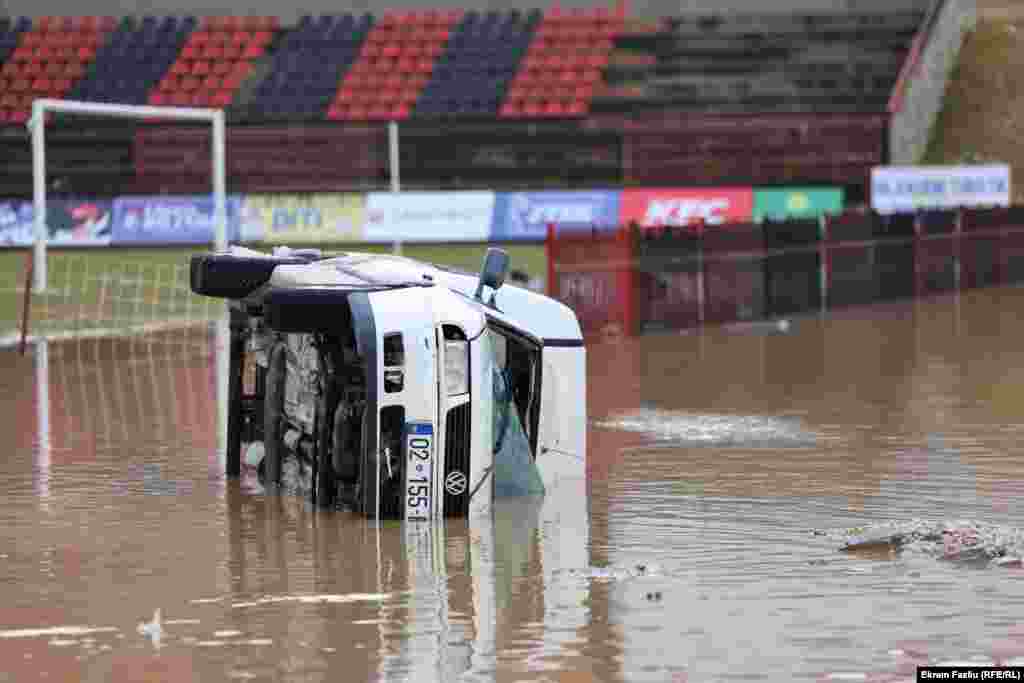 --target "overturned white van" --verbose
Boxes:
[191,247,586,520]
